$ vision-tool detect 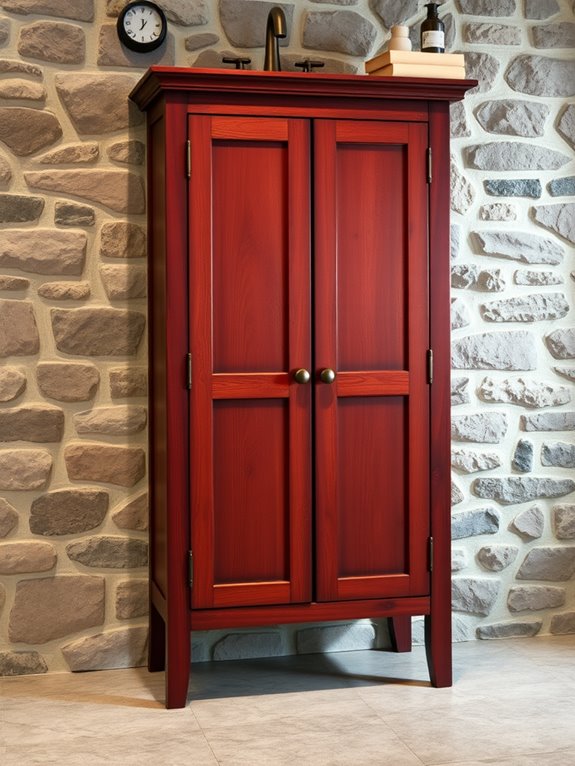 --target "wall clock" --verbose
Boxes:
[117,1,167,53]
